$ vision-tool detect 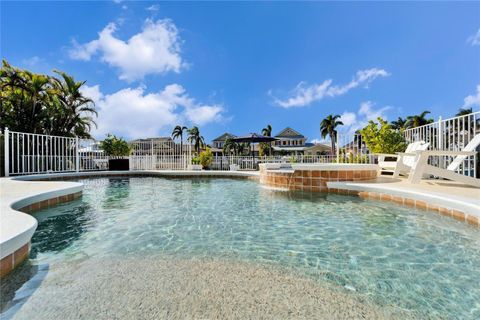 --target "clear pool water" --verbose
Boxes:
[5,178,480,318]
